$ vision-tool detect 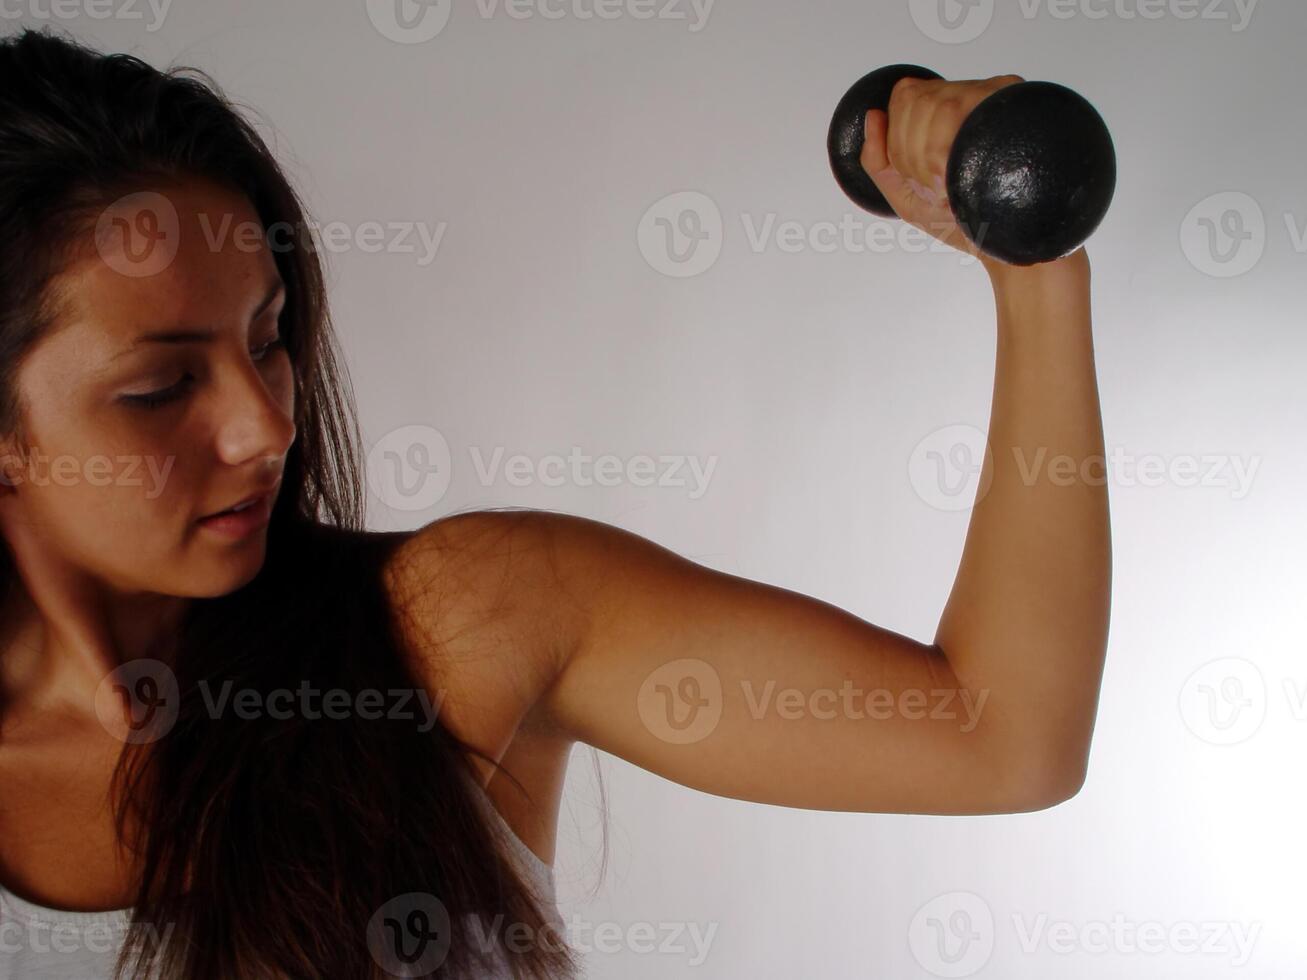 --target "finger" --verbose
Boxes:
[861,109,889,174]
[905,89,940,188]
[923,93,956,184]
[885,77,918,183]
